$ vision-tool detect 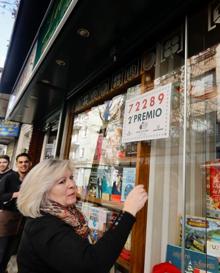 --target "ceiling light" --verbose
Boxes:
[30,95,38,100]
[41,79,50,84]
[77,28,90,38]
[55,59,66,66]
